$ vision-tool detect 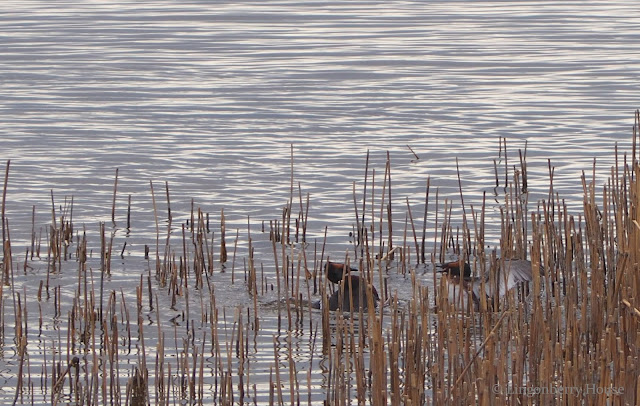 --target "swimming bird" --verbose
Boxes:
[325,261,357,284]
[436,258,541,310]
[320,261,380,311]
